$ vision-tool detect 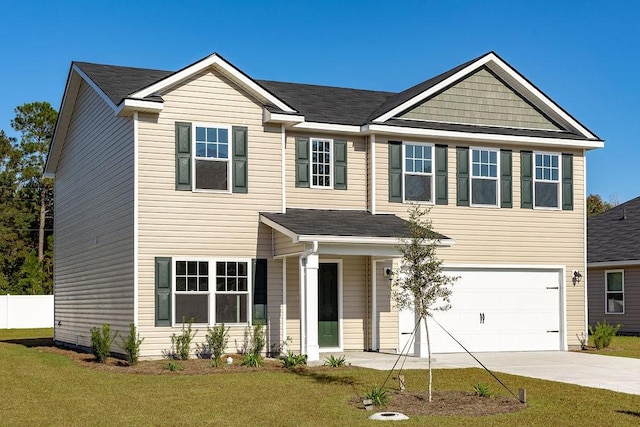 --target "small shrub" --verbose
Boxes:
[324,355,346,367]
[170,318,197,360]
[167,360,181,371]
[248,322,266,356]
[241,352,263,367]
[206,324,230,367]
[589,321,621,349]
[364,386,388,407]
[281,351,308,368]
[119,323,144,366]
[473,382,493,398]
[576,332,588,351]
[90,324,118,363]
